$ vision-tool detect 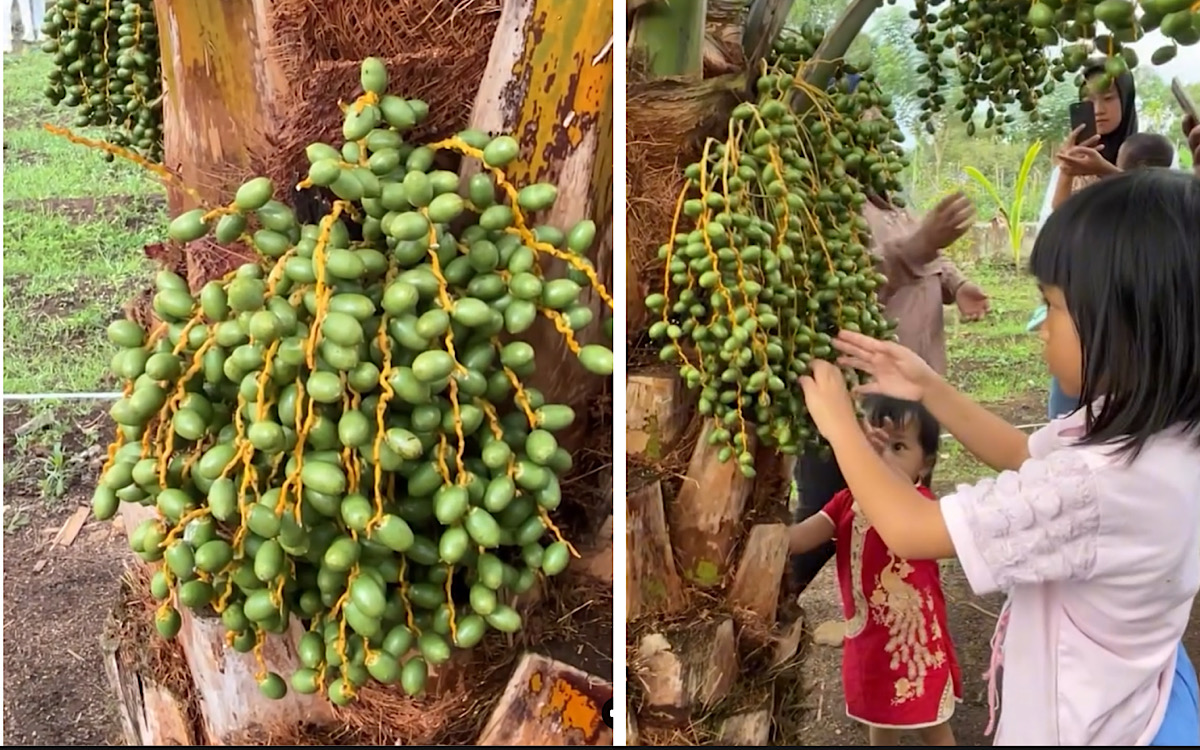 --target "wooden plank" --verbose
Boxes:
[141,681,195,746]
[476,652,614,745]
[626,482,685,620]
[633,618,738,727]
[626,373,692,460]
[668,420,756,587]
[102,634,145,746]
[727,523,790,623]
[53,505,90,547]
